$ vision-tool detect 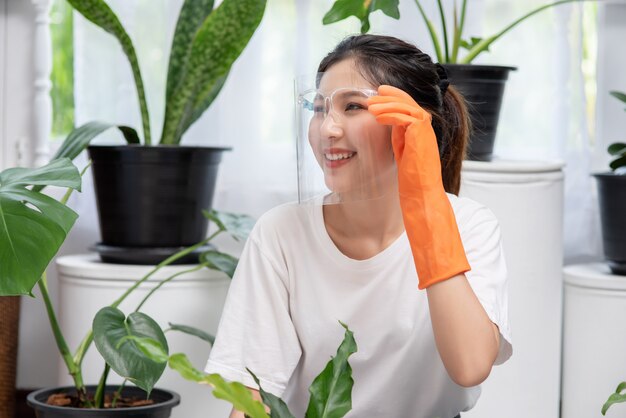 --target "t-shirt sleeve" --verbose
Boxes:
[460,204,512,365]
[204,232,301,396]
